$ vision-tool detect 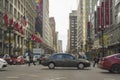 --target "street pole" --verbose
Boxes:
[27,38,30,56]
[101,29,104,57]
[8,26,12,55]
